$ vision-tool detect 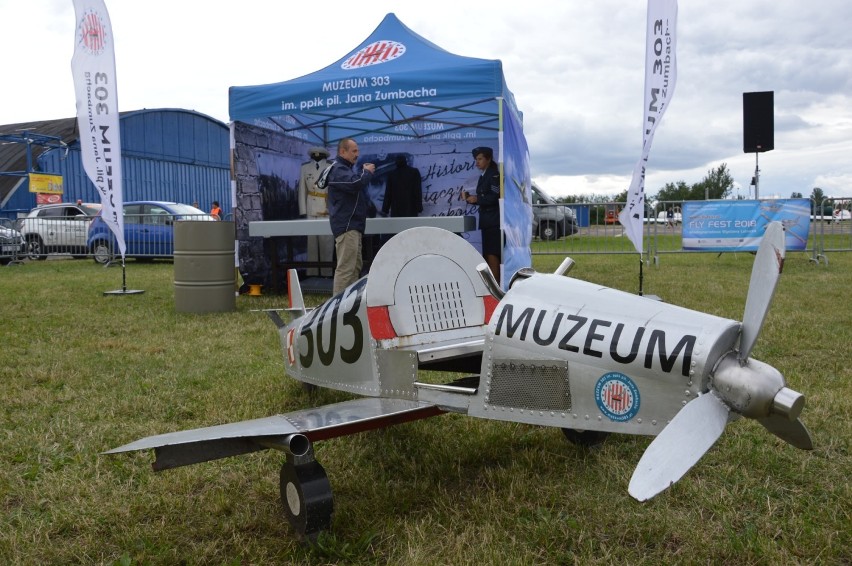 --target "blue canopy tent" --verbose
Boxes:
[229,13,531,289]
